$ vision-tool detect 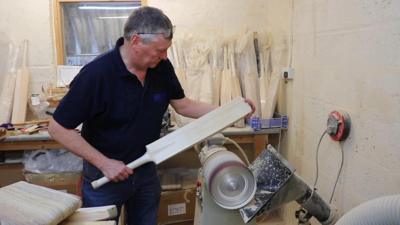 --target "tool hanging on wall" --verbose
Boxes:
[326,110,351,141]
